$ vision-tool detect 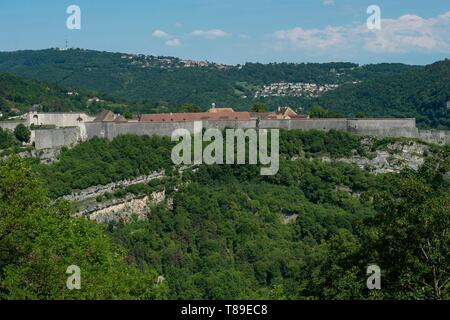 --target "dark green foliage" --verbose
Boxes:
[308,105,343,118]
[105,132,448,300]
[251,102,268,113]
[13,124,30,143]
[0,128,20,149]
[2,49,443,123]
[280,129,365,158]
[361,148,450,299]
[315,60,450,129]
[106,155,378,299]
[0,156,168,299]
[3,126,445,300]
[36,135,174,198]
[0,73,93,116]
